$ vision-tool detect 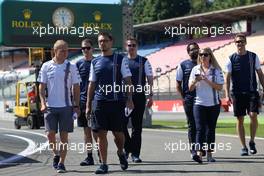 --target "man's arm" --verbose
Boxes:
[86,81,96,115]
[176,80,184,99]
[72,83,80,107]
[224,72,232,104]
[256,69,264,89]
[39,83,47,112]
[123,77,134,109]
[146,75,153,107]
